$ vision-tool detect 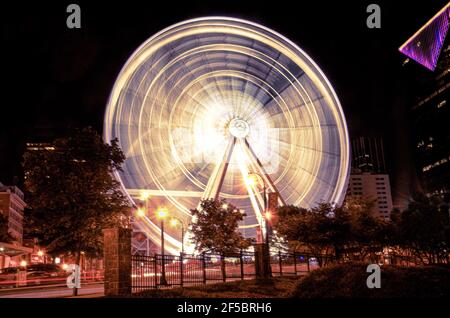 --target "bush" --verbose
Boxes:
[292,263,450,298]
